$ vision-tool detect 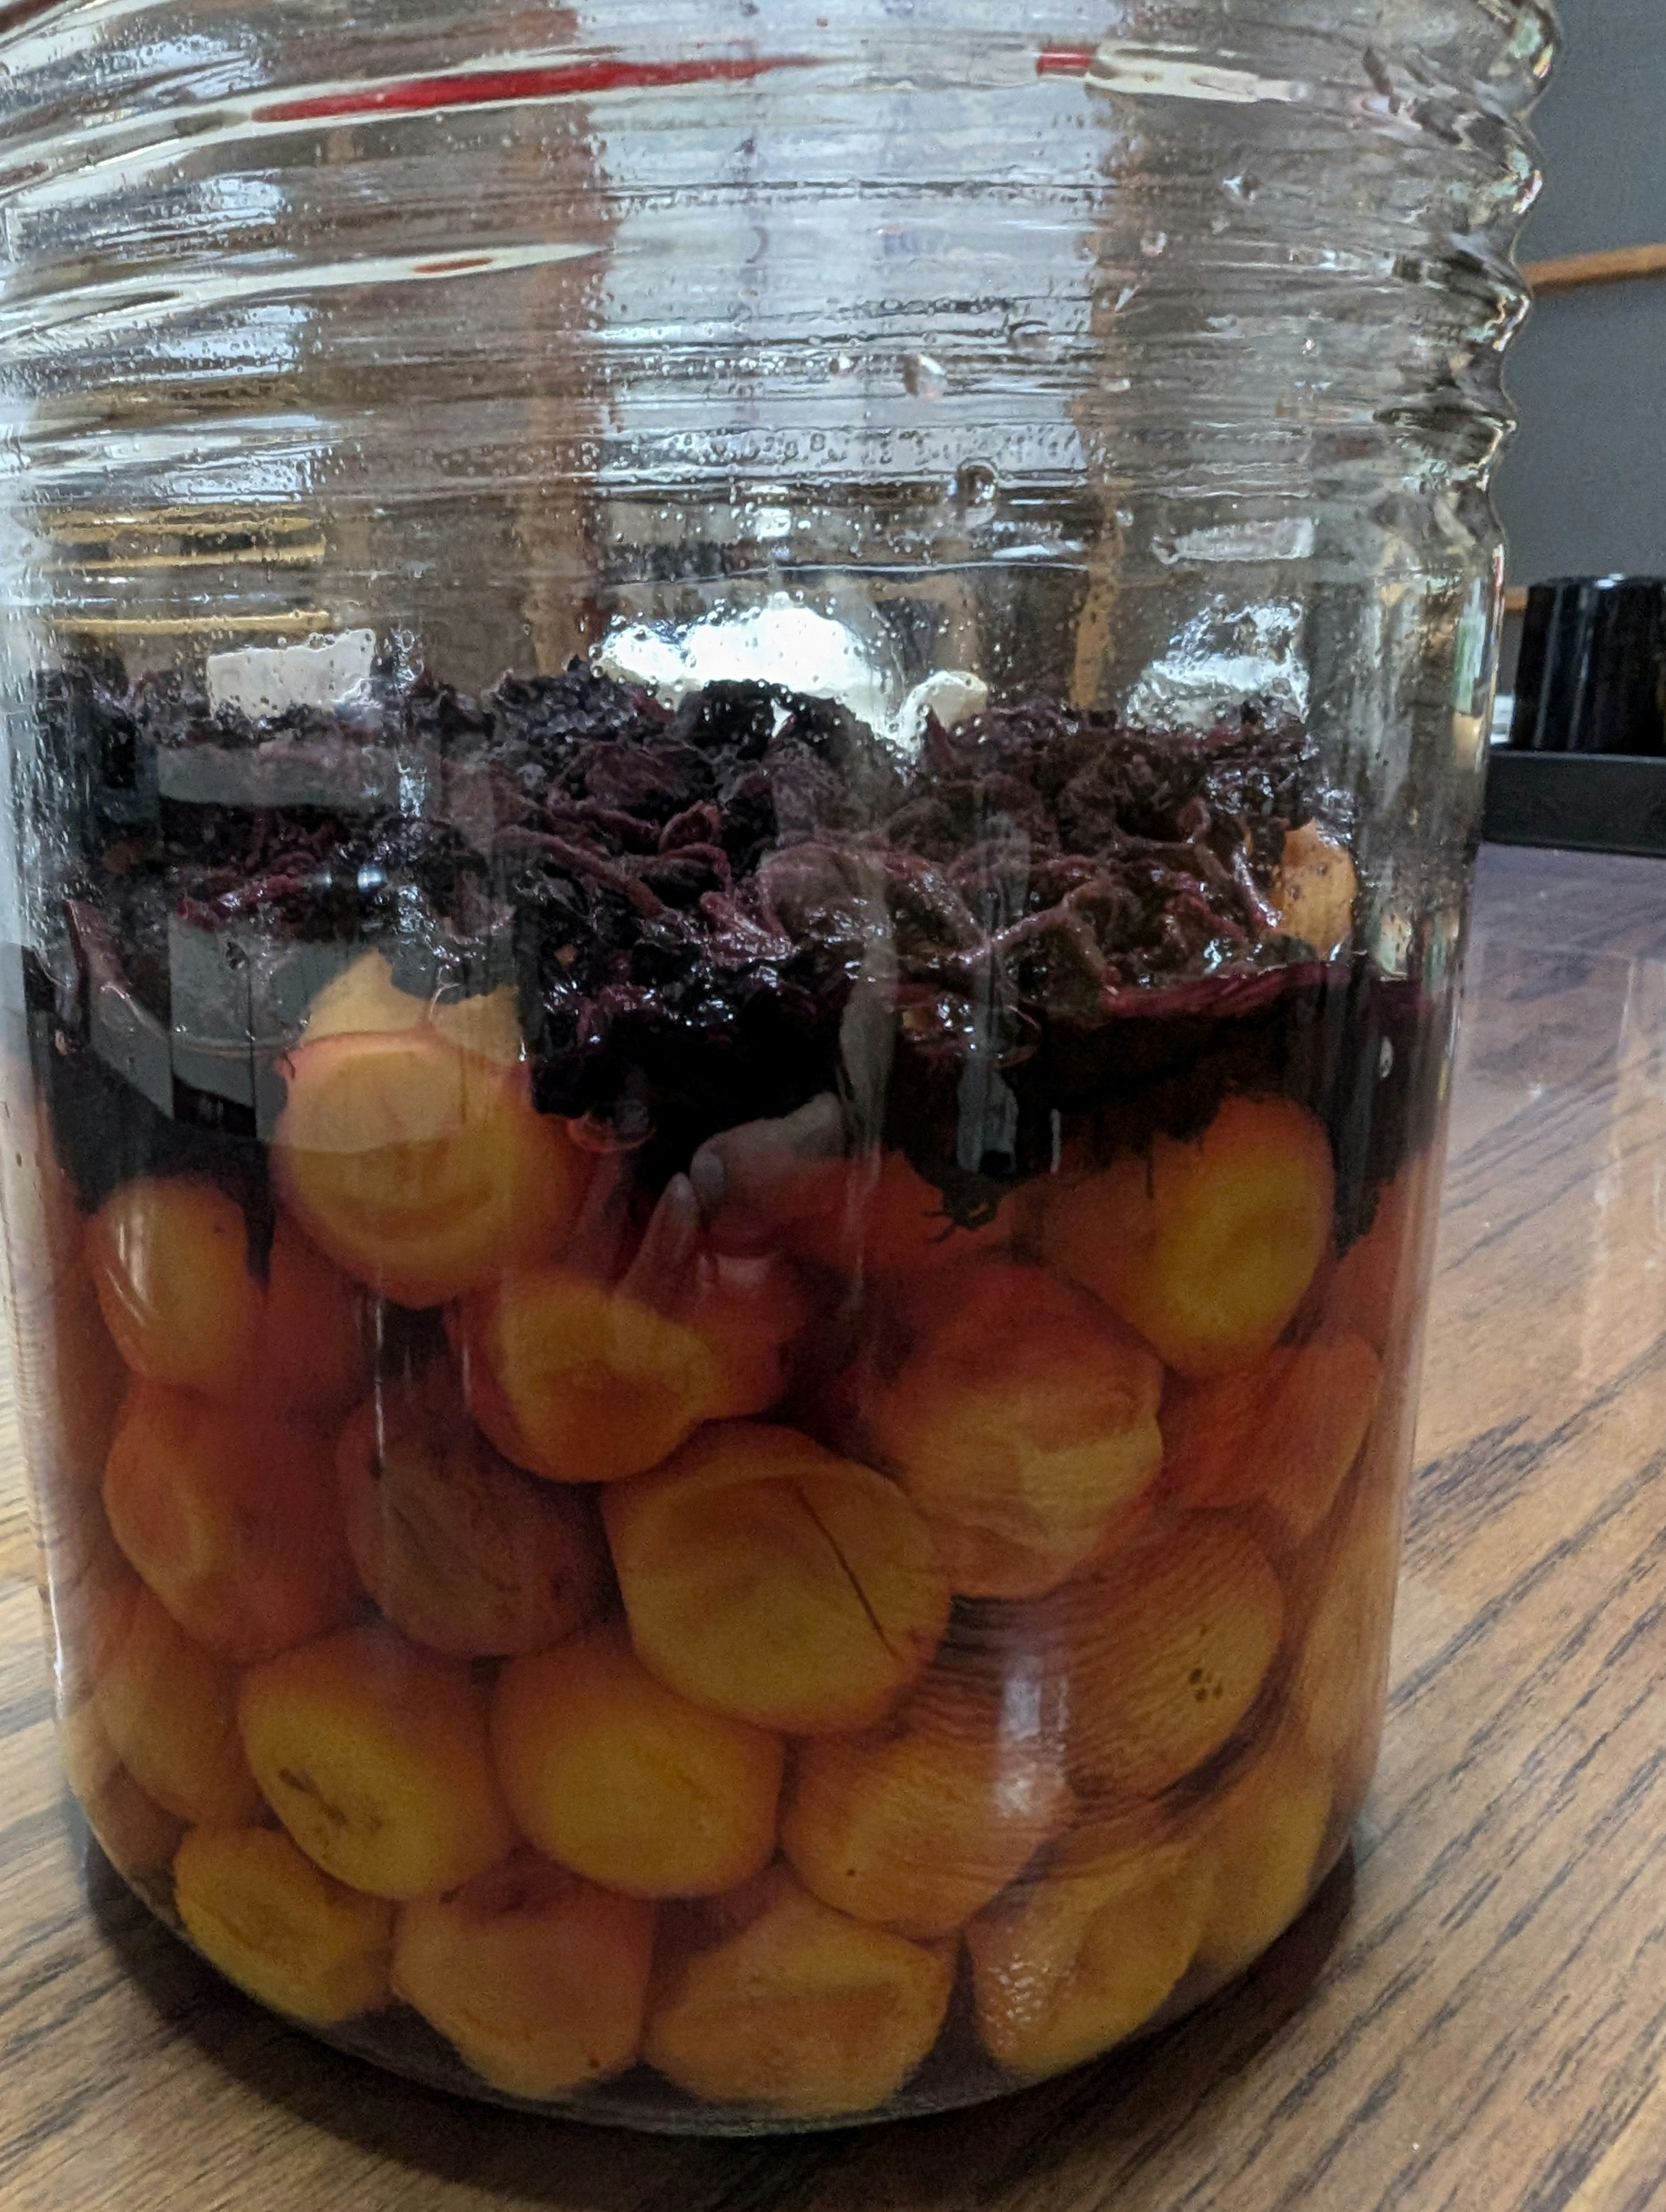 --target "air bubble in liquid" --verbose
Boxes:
[956,462,997,511]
